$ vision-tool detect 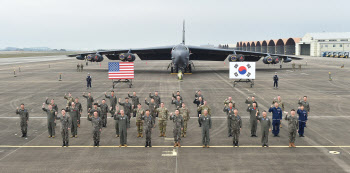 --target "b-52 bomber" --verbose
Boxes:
[68,21,302,79]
